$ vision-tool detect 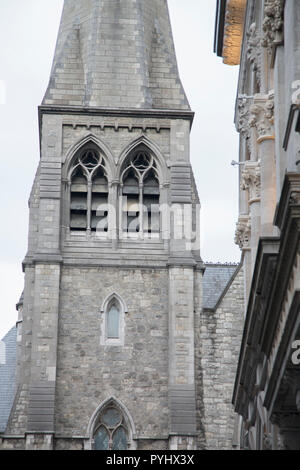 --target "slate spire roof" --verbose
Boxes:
[43,0,190,110]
